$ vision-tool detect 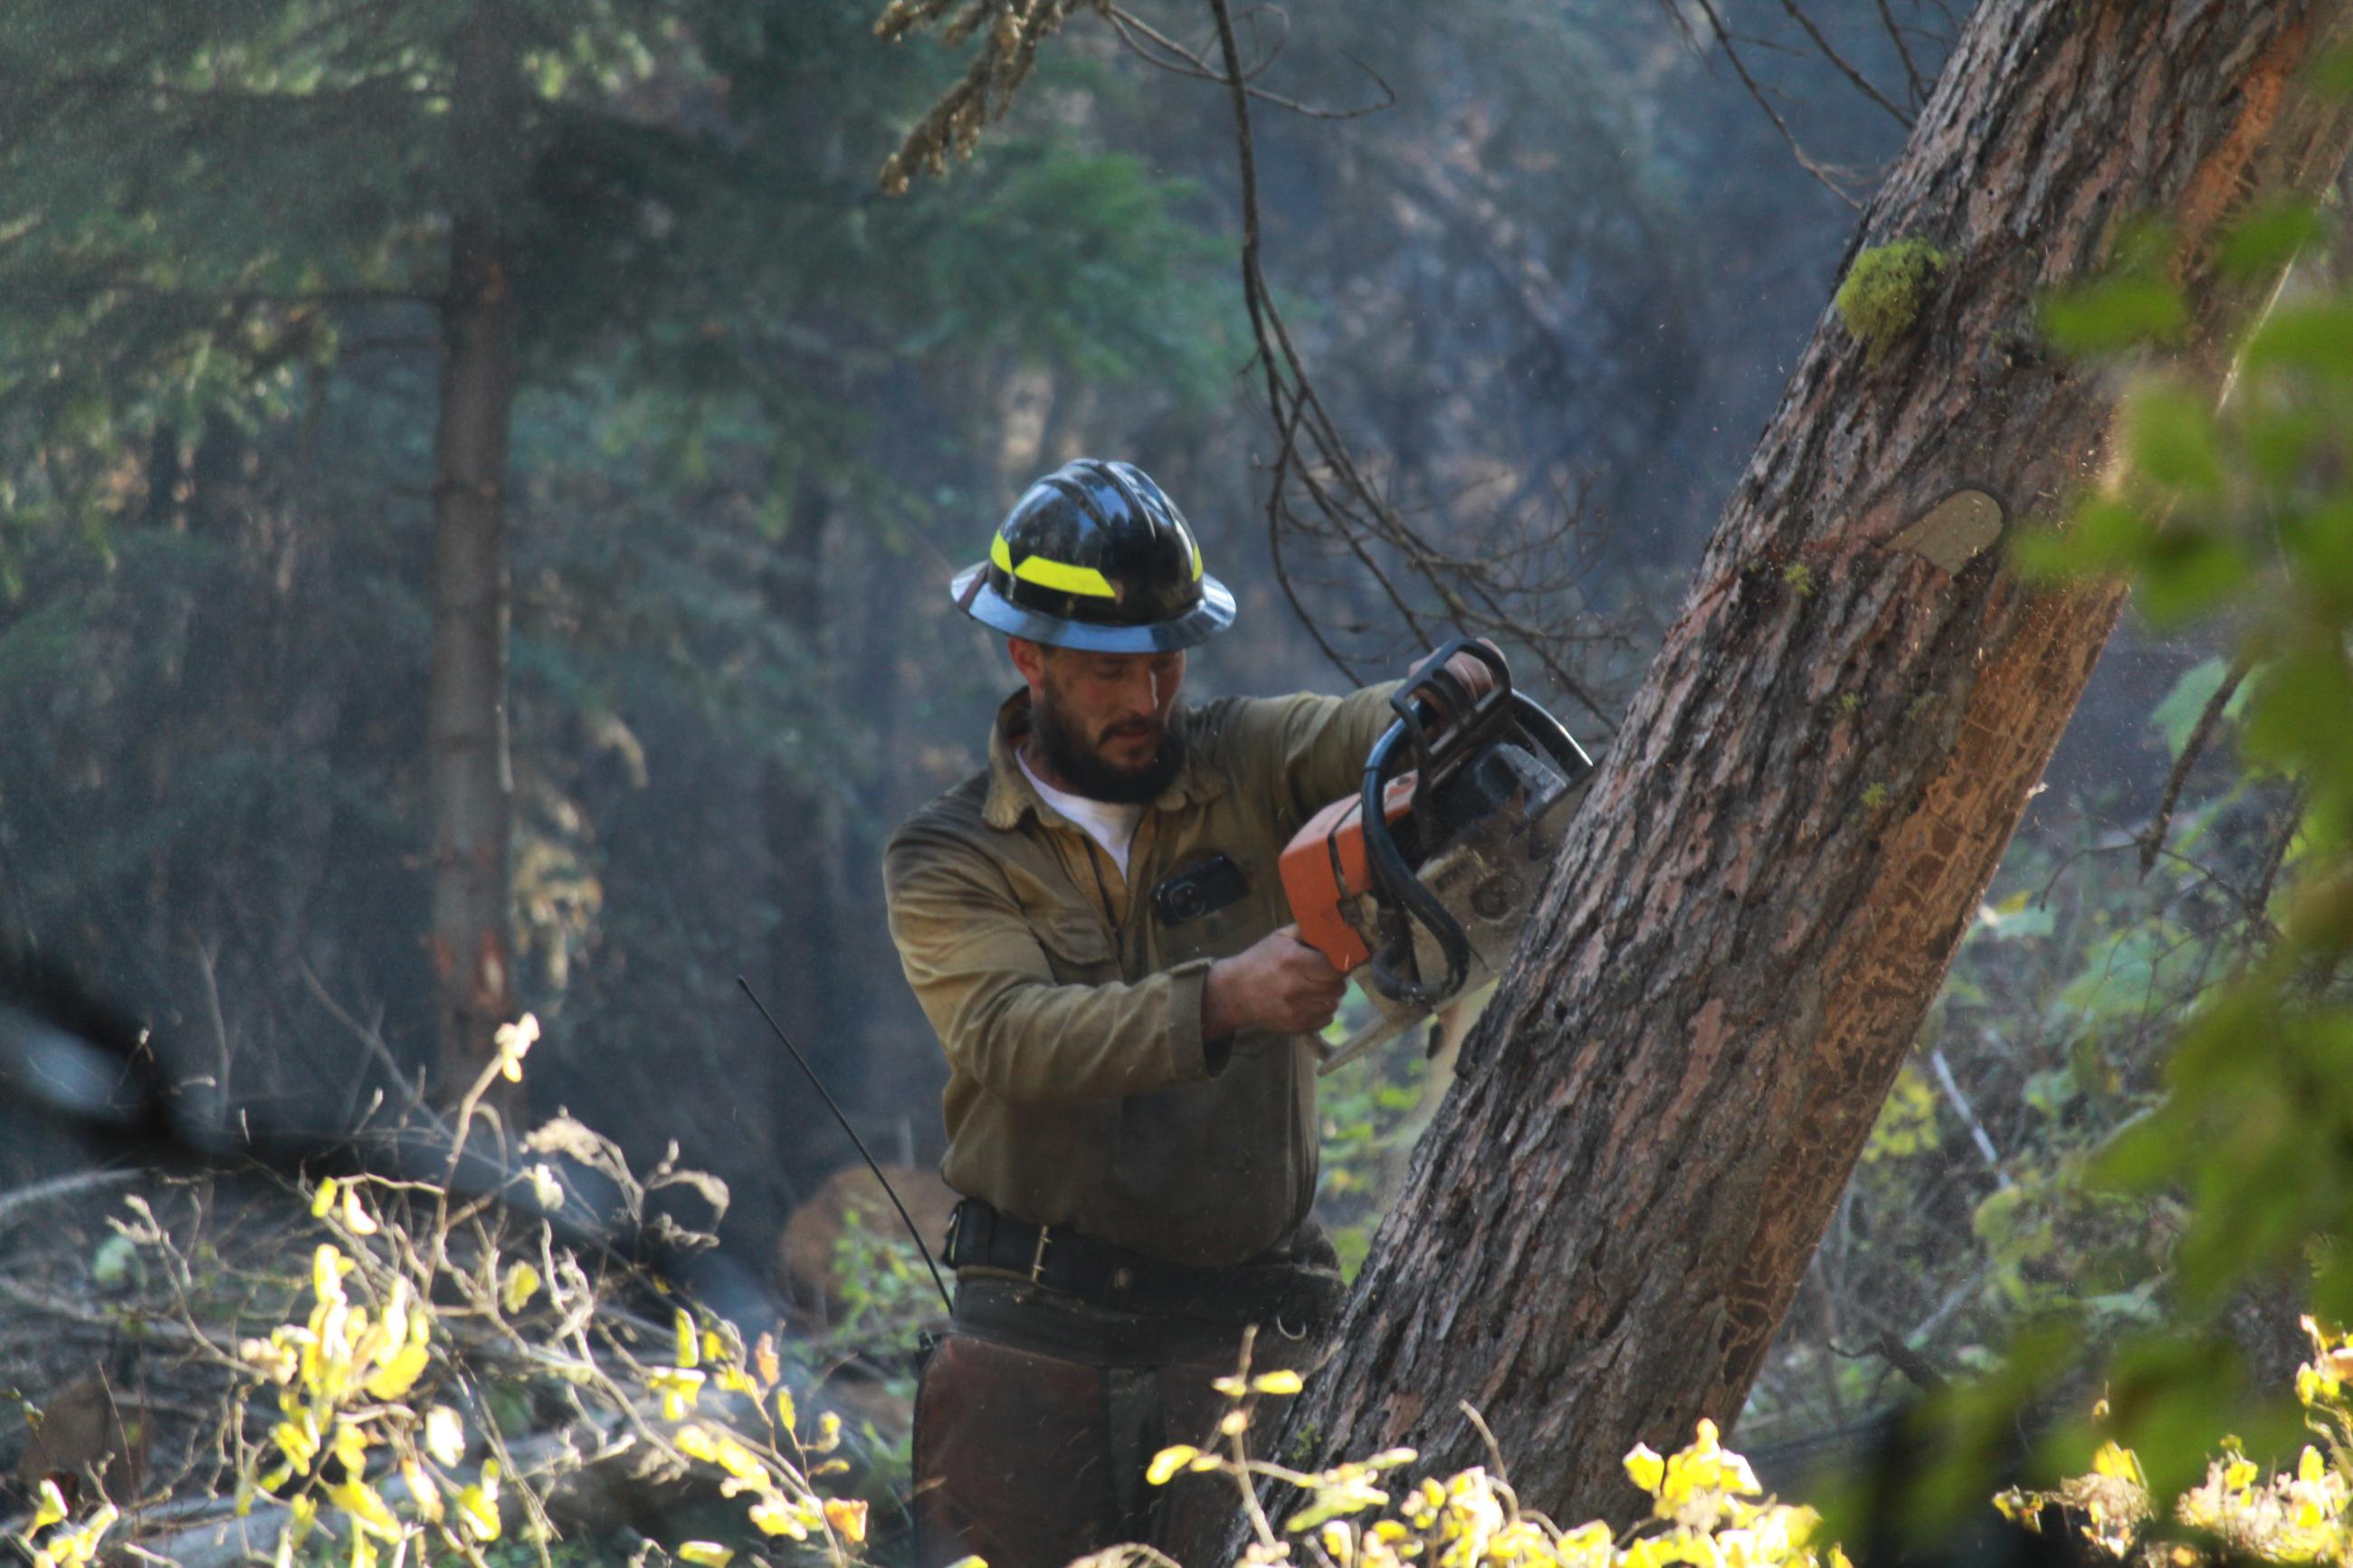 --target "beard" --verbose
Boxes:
[1031,689,1186,804]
